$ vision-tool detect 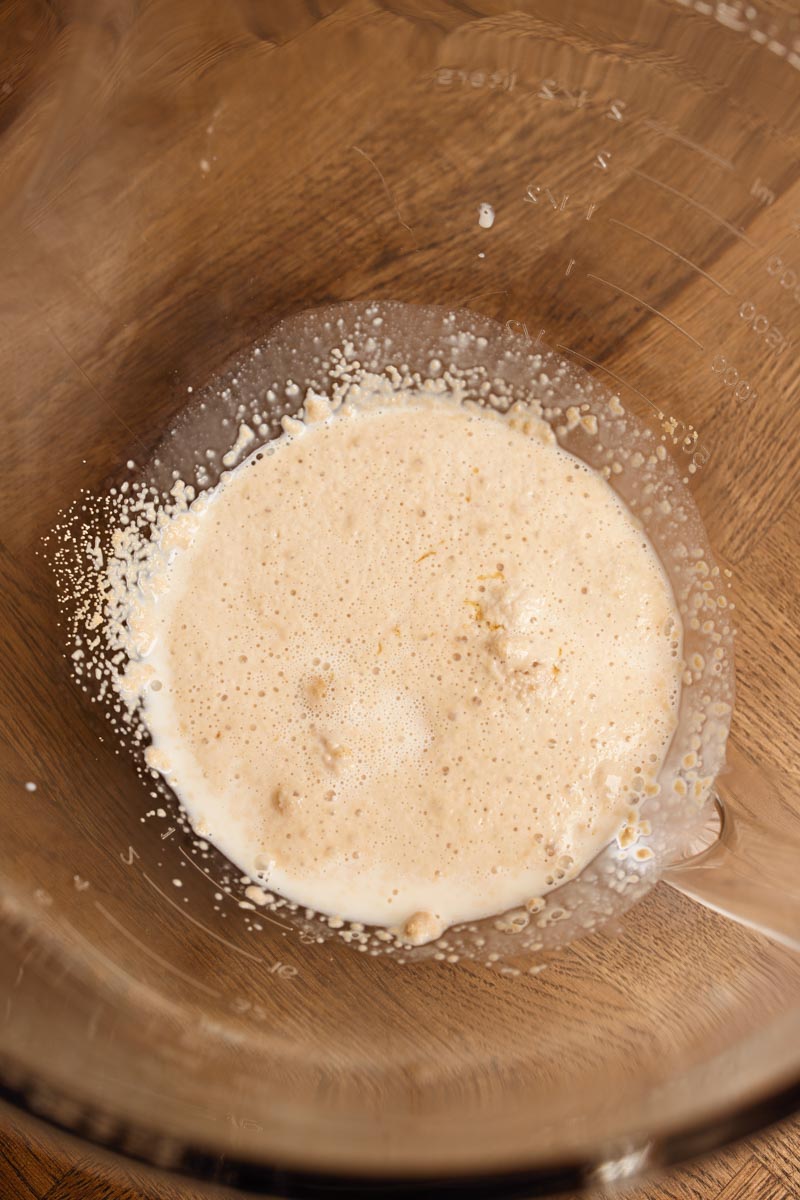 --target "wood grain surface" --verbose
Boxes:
[2,1,800,1198]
